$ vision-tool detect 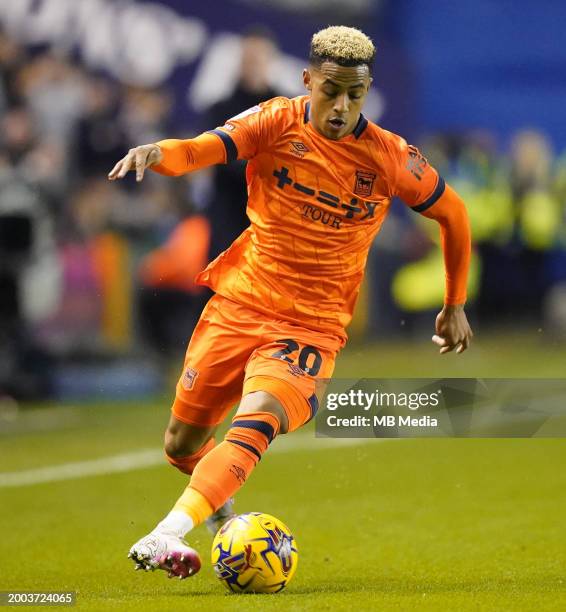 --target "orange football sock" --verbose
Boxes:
[188,412,280,512]
[165,438,215,475]
[173,487,214,527]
